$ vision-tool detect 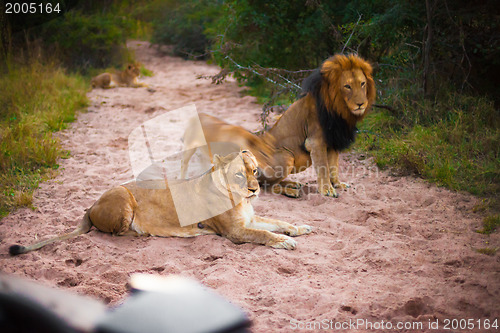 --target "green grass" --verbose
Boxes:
[140,65,153,77]
[475,247,498,256]
[476,214,500,235]
[0,61,88,217]
[357,91,499,198]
